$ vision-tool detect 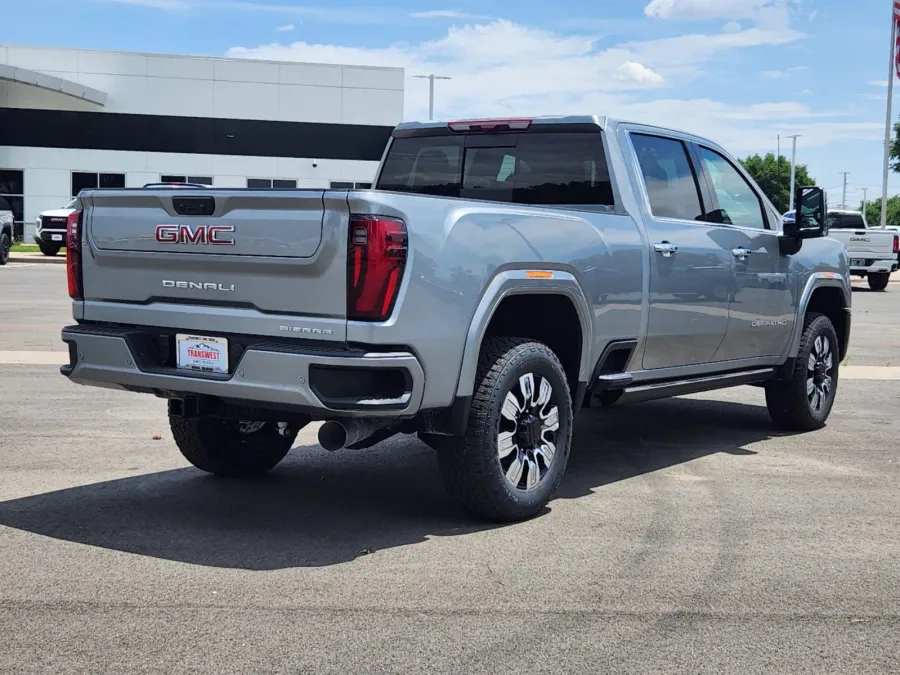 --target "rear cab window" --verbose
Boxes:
[827,212,866,229]
[375,127,615,209]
